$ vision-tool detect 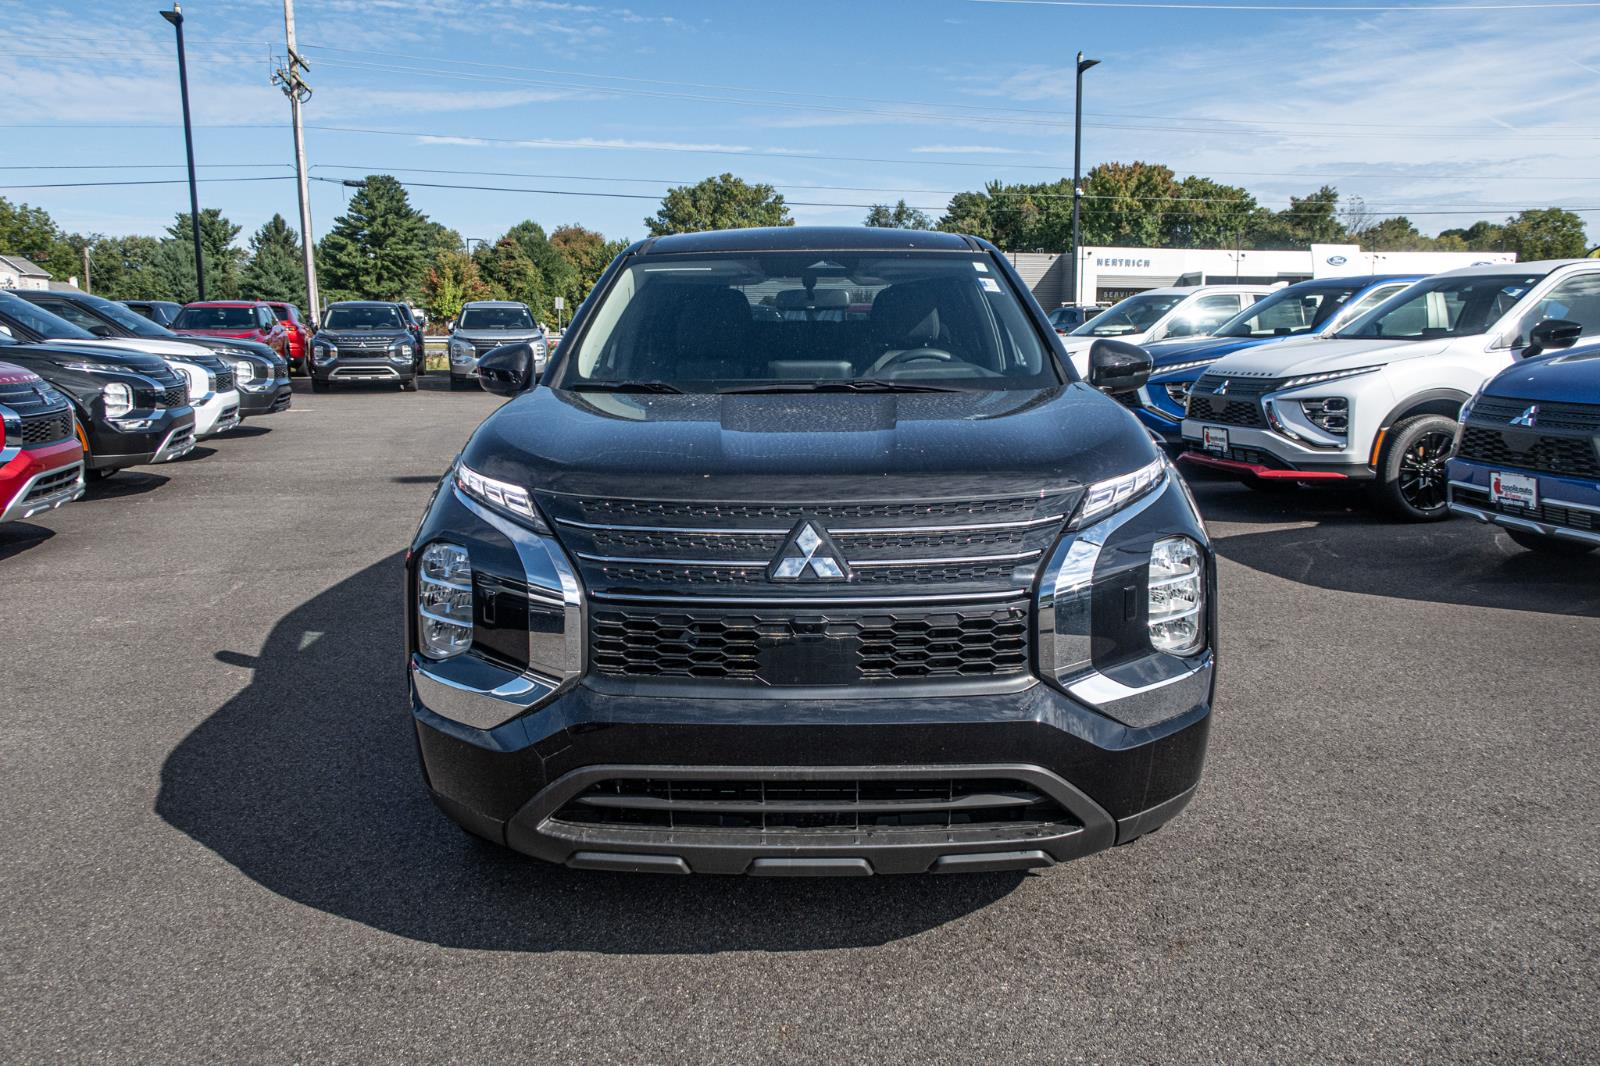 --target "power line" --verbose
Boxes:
[972,0,1600,9]
[0,176,294,190]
